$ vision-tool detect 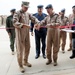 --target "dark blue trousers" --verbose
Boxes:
[35,29,47,56]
